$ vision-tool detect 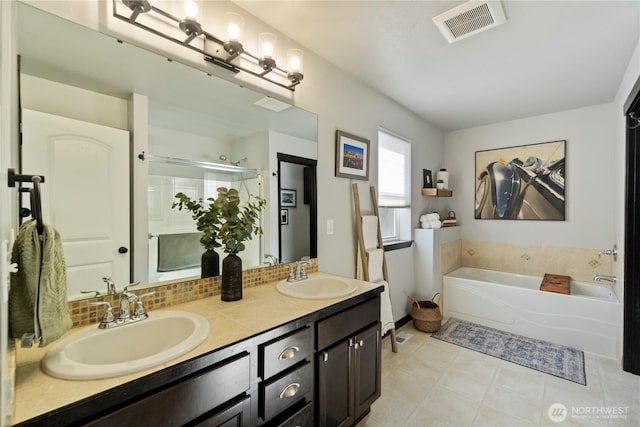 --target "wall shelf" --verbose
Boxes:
[421,188,452,197]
